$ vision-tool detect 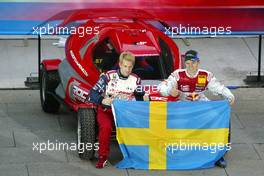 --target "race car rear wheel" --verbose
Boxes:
[40,66,60,113]
[77,108,97,160]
